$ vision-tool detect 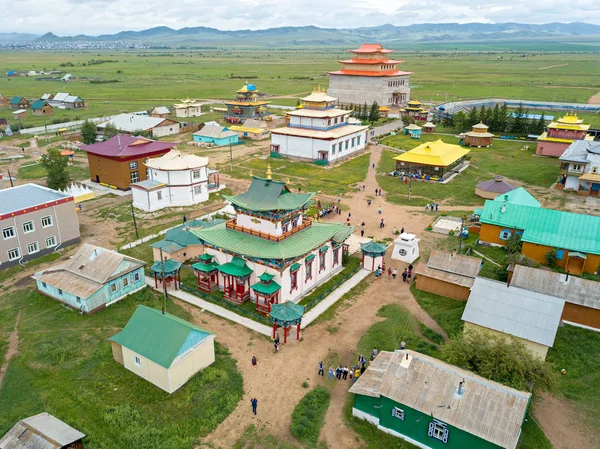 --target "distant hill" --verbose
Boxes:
[2,22,600,46]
